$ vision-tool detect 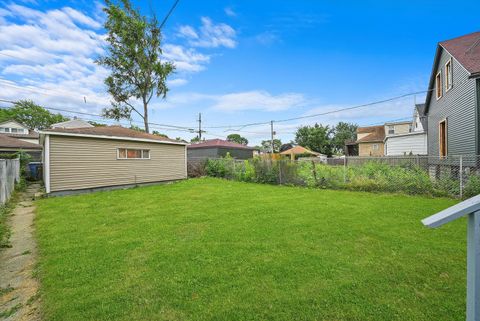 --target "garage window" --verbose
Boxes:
[117,148,150,159]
